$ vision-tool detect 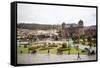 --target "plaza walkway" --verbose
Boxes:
[17,54,96,64]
